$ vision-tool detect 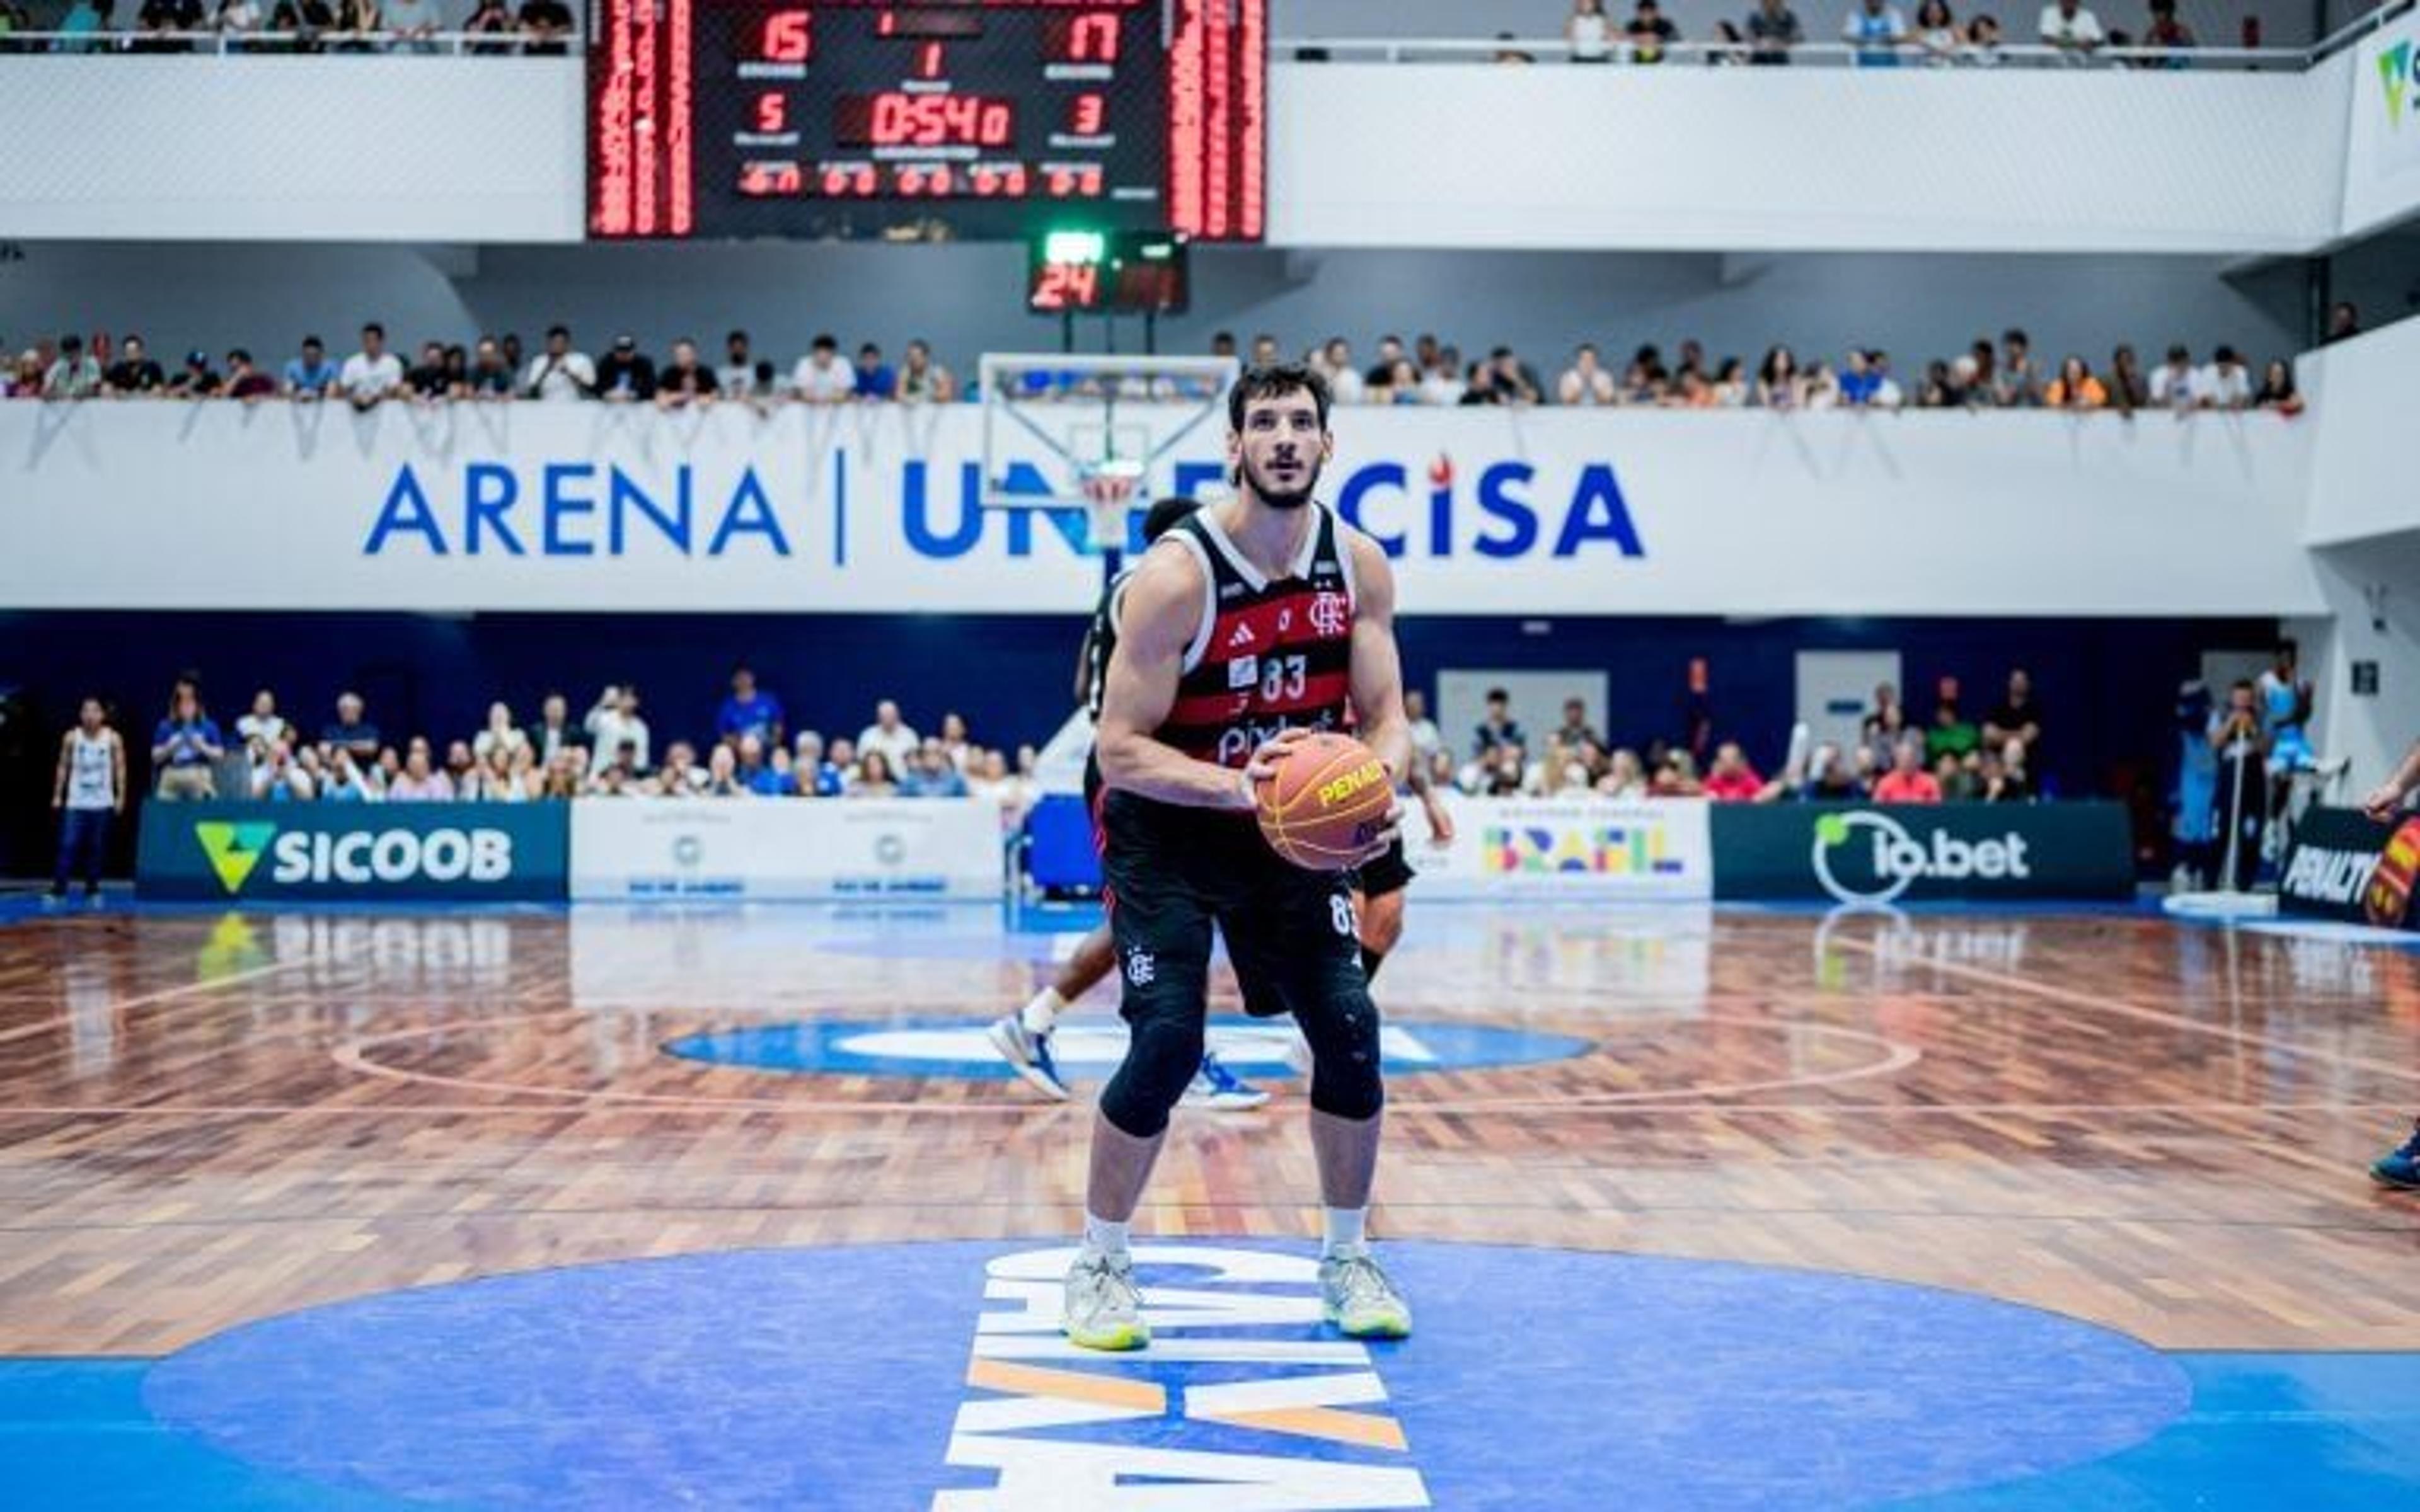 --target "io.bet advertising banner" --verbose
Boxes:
[1708,803,2136,904]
